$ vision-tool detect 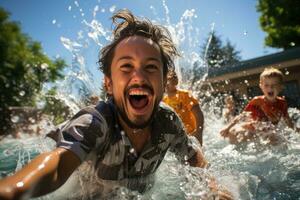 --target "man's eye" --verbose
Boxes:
[120,64,132,72]
[146,64,159,72]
